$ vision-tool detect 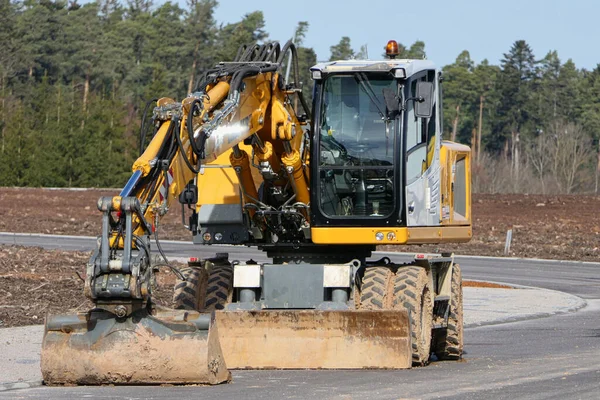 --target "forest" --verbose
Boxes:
[1,0,599,194]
